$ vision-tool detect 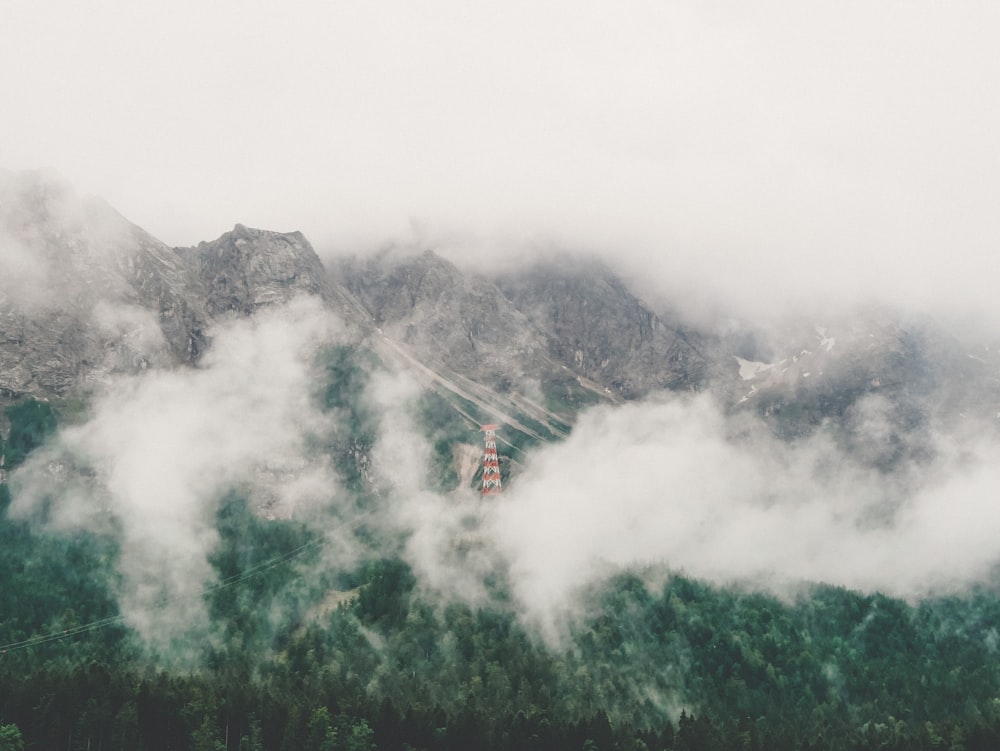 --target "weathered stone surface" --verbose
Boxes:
[179,224,332,318]
[0,170,207,399]
[495,258,712,398]
[0,173,354,403]
[333,249,555,390]
[3,169,999,468]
